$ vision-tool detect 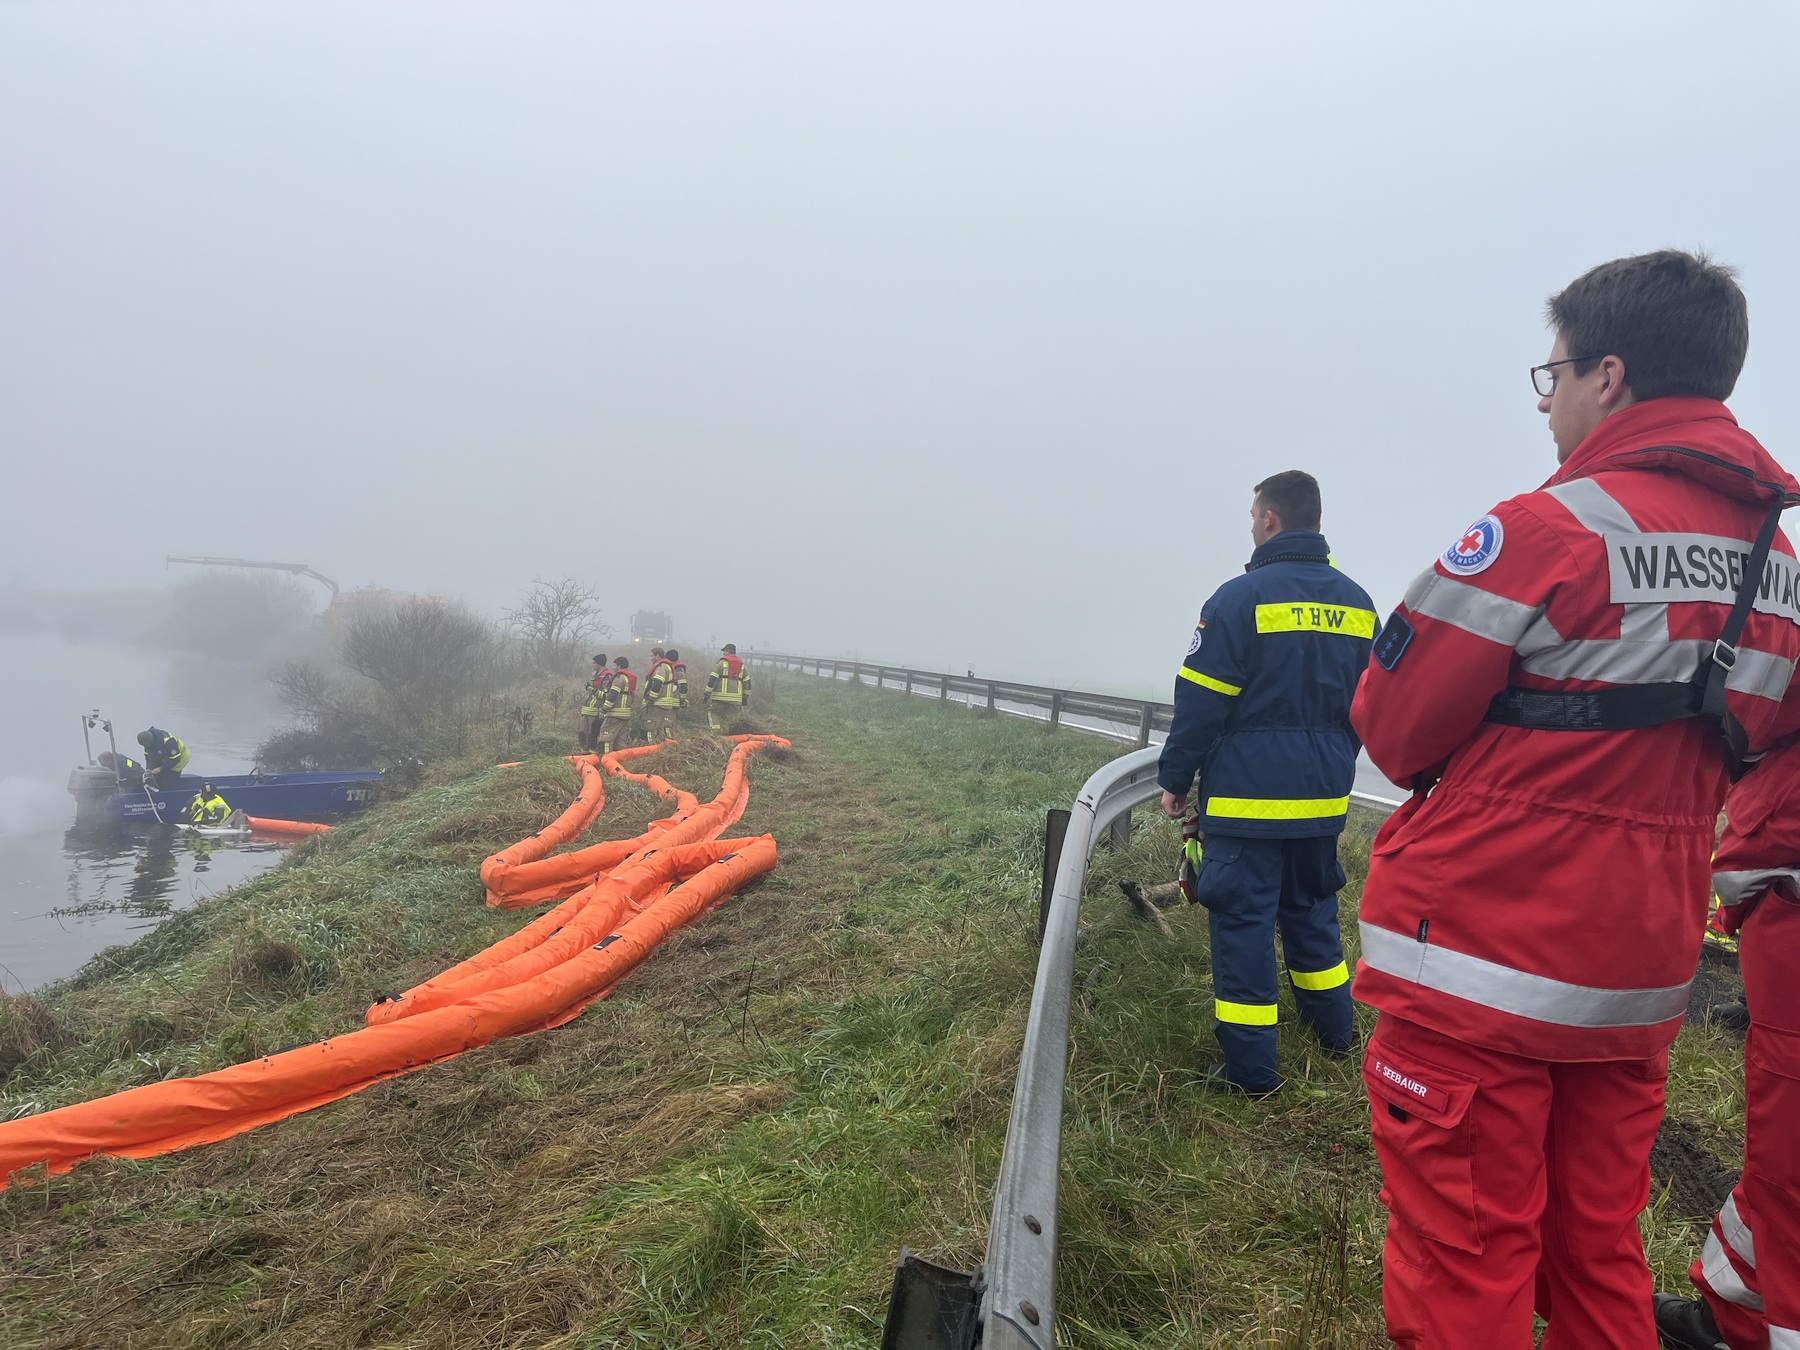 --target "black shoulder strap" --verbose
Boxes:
[1702,492,1787,773]
[1484,474,1795,776]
